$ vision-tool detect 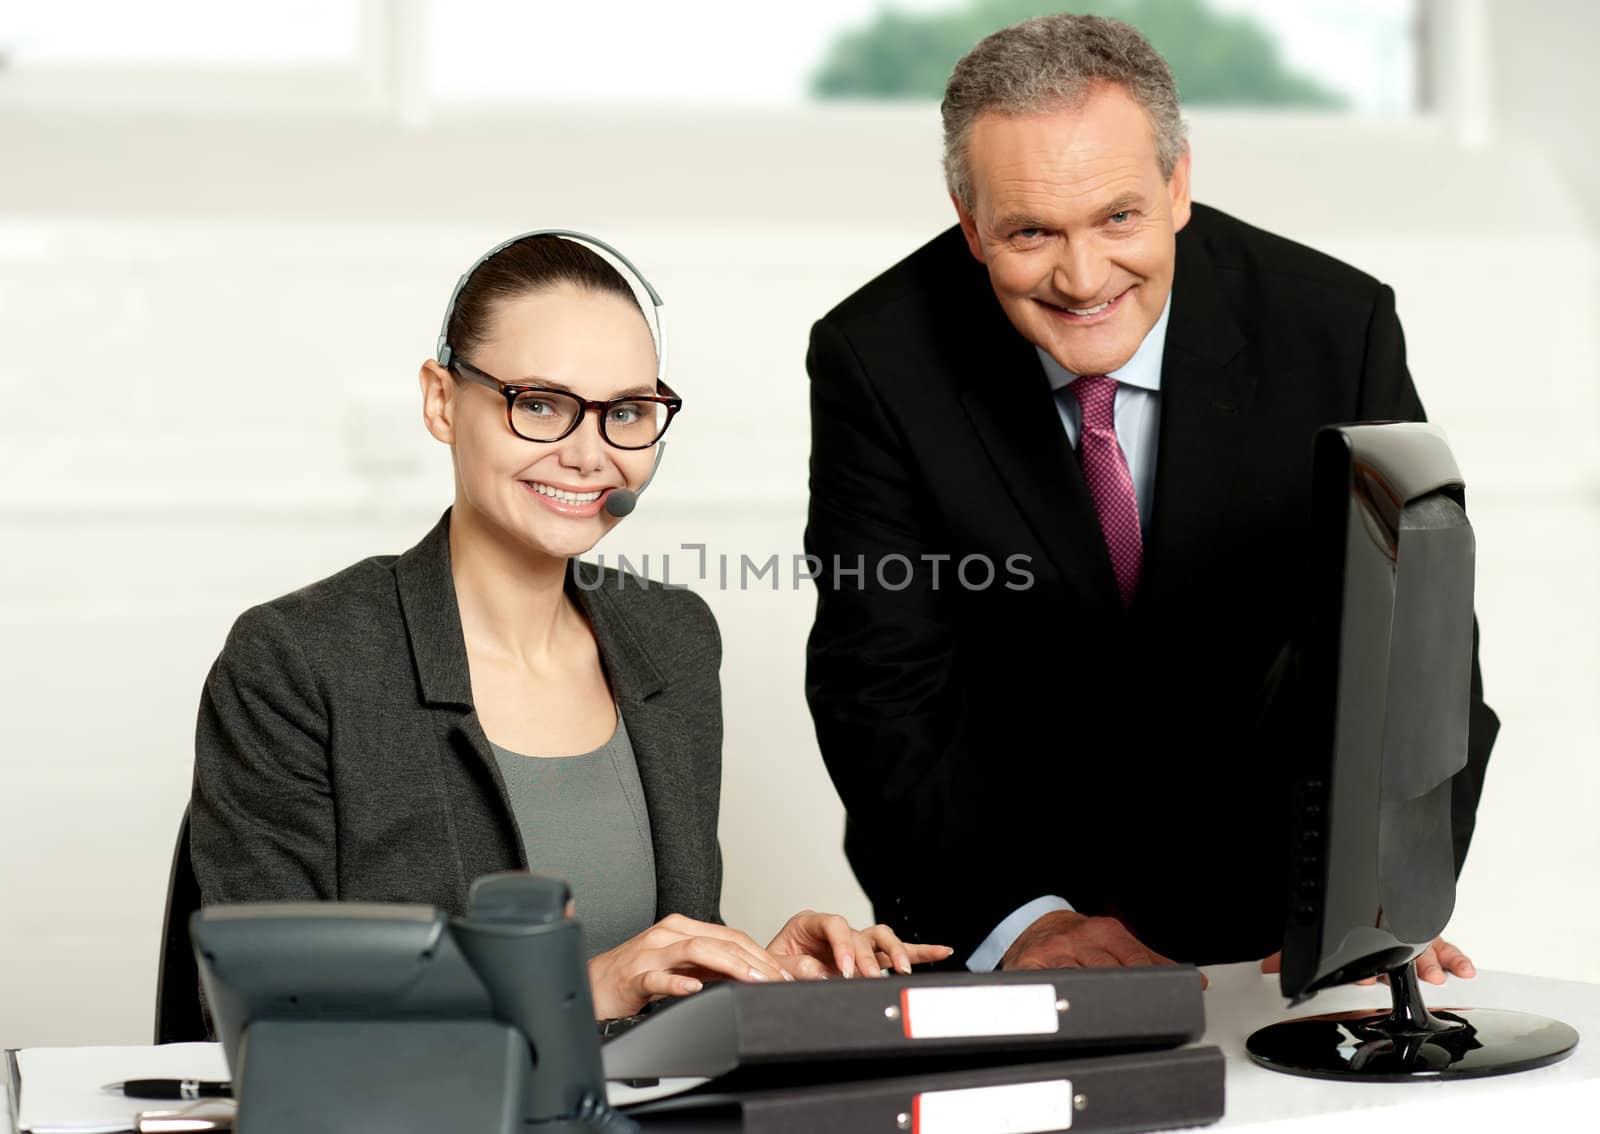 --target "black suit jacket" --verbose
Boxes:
[803,204,1498,964]
[191,509,725,925]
